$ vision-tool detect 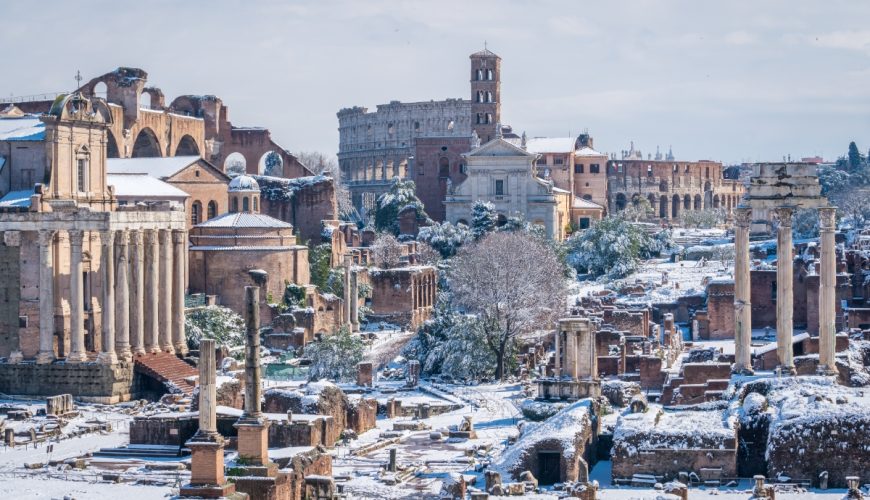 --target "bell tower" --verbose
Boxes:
[470,47,501,143]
